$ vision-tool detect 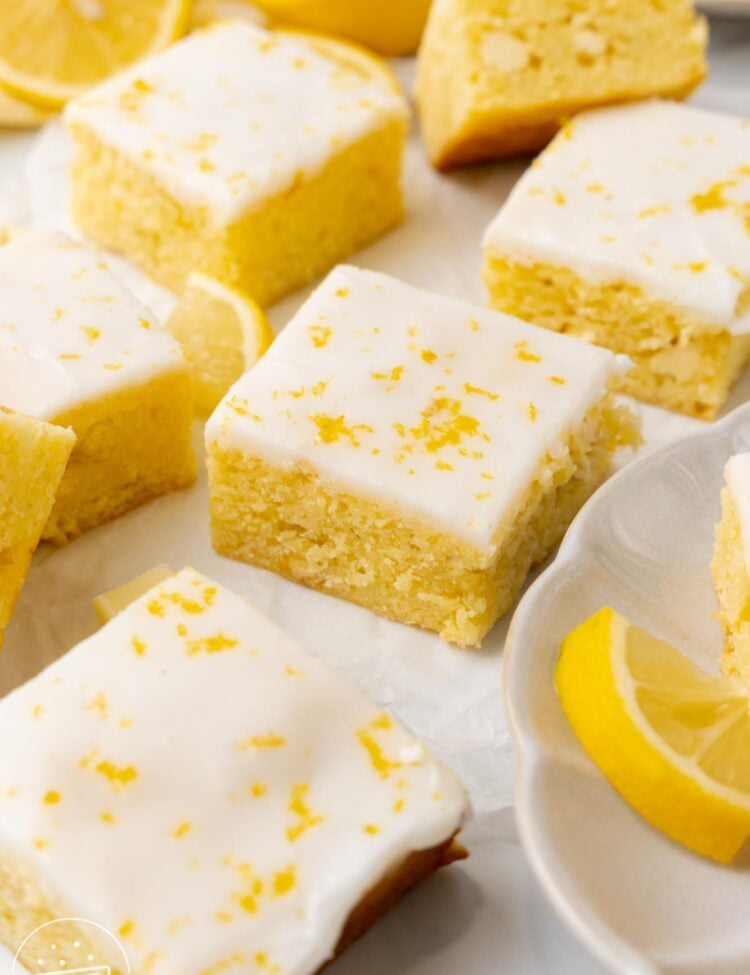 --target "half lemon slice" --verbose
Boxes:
[256,0,431,56]
[167,271,274,415]
[0,88,52,128]
[556,607,750,863]
[0,0,190,109]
